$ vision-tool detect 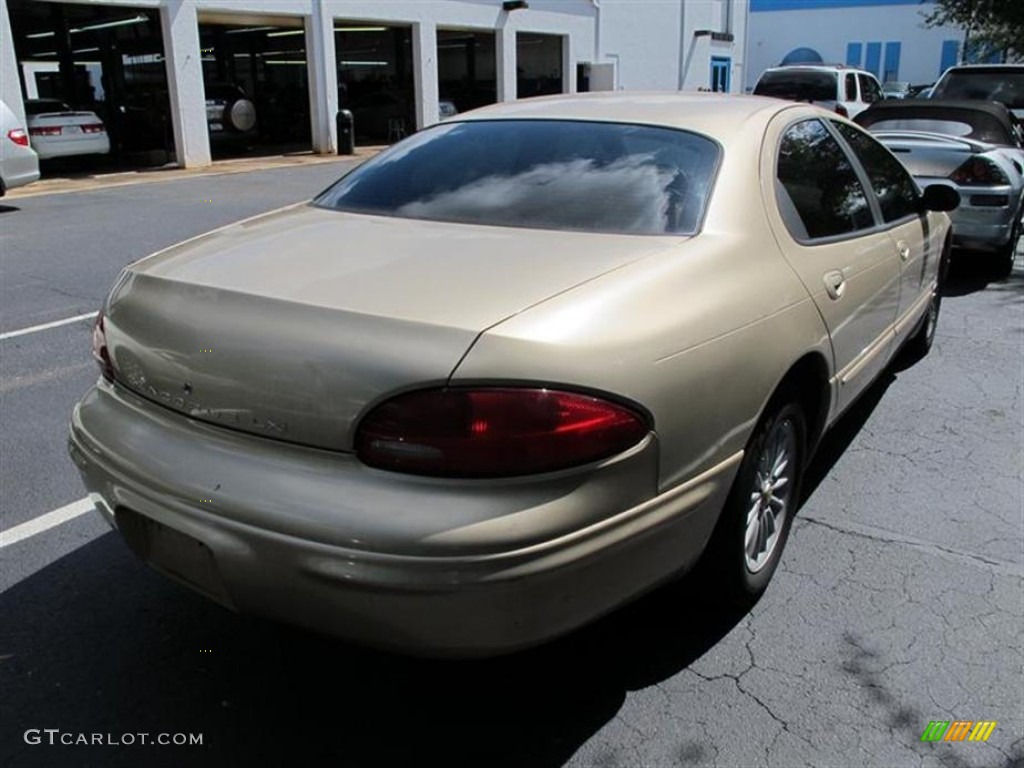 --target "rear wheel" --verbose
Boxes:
[701,399,806,603]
